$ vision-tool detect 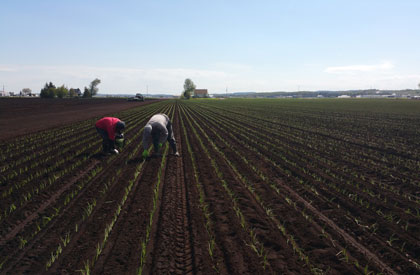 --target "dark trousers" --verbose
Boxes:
[96,127,114,153]
[167,121,177,153]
